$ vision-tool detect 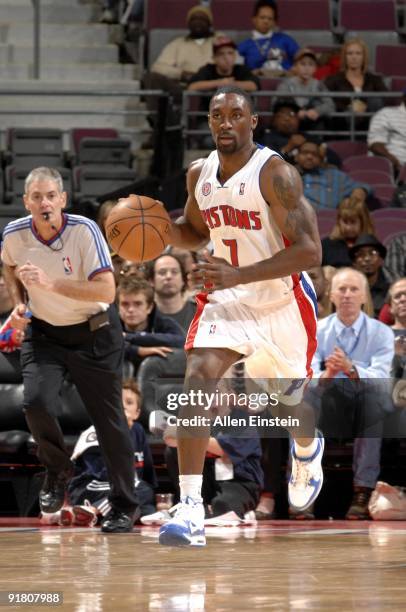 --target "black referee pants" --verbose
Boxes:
[20,306,137,514]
